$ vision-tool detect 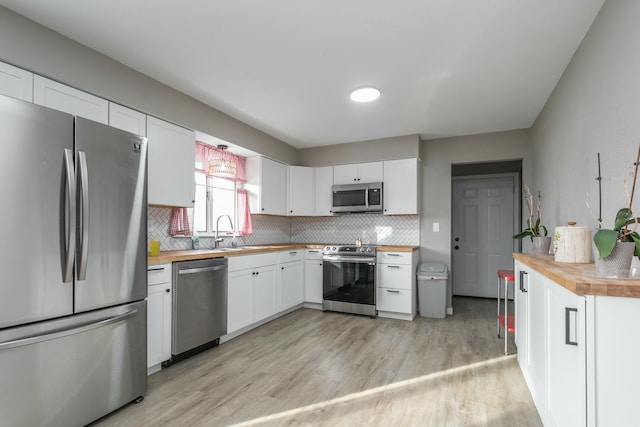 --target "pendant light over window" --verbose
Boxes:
[208,144,237,178]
